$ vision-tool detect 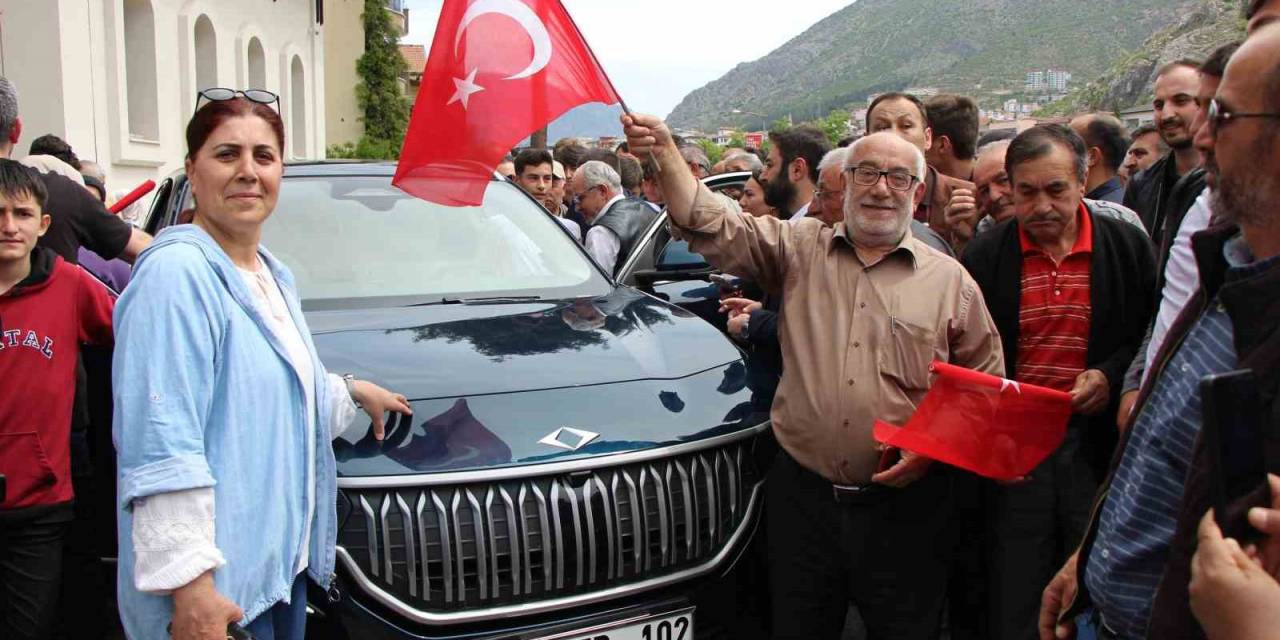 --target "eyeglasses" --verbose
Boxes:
[846,167,919,192]
[1207,99,1280,134]
[194,88,280,117]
